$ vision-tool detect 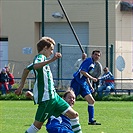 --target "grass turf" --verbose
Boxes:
[0,101,133,133]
